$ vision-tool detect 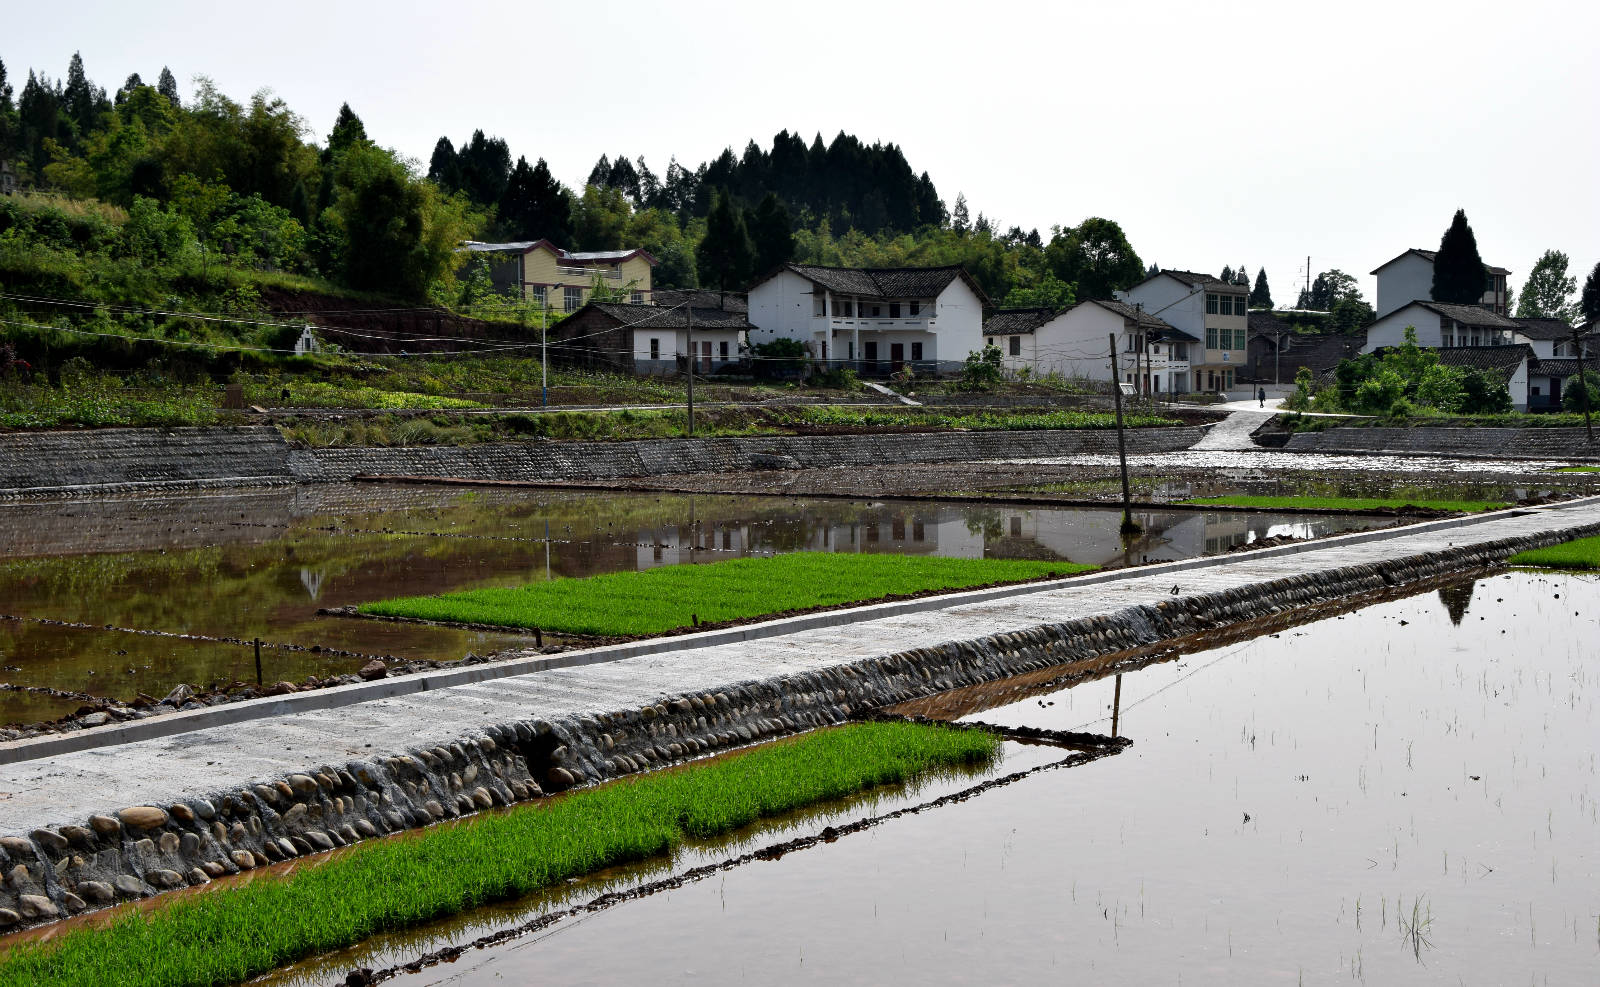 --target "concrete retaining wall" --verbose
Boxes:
[0,515,1592,929]
[293,427,1205,484]
[1285,425,1600,460]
